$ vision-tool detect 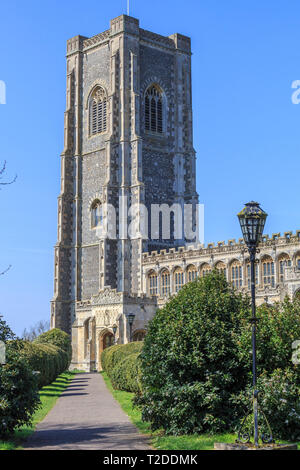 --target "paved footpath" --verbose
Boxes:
[24,373,151,450]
